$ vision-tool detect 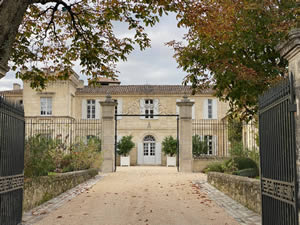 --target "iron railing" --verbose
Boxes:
[25,118,102,146]
[192,119,258,158]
